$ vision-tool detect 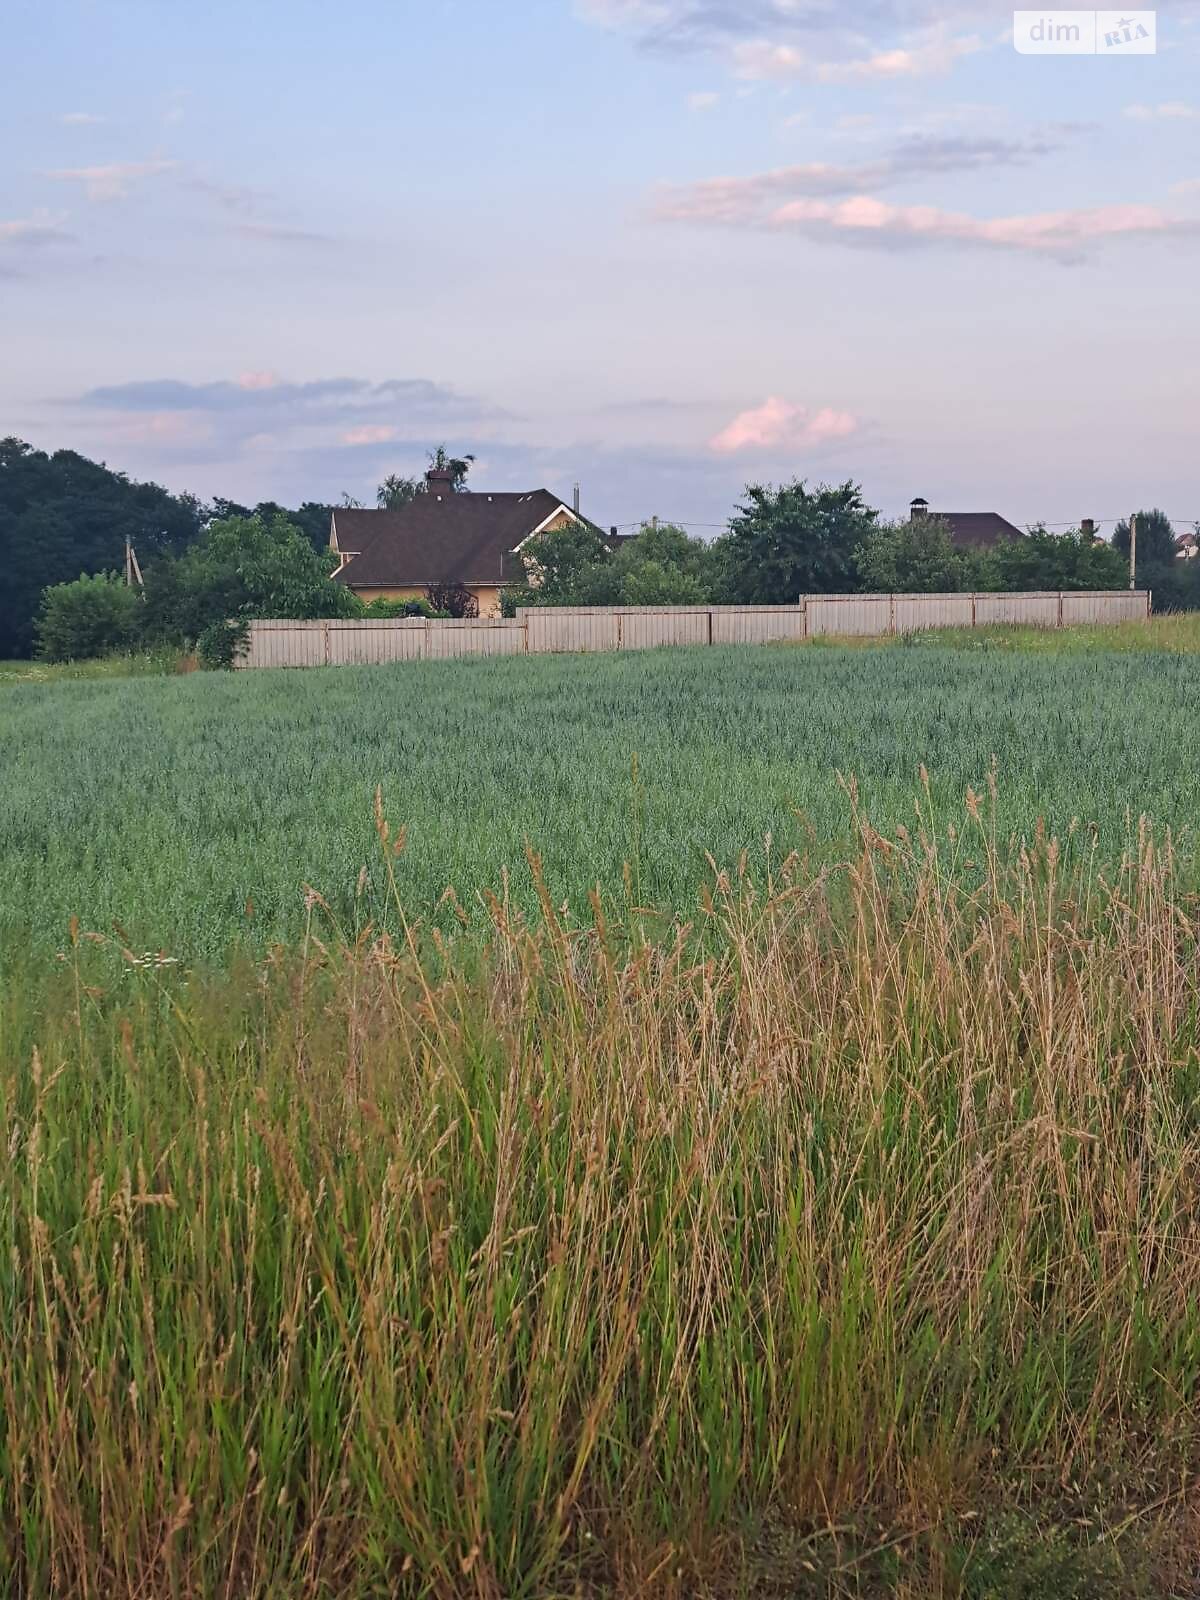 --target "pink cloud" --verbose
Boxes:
[341,424,397,446]
[237,370,280,391]
[732,30,981,82]
[710,398,860,455]
[769,196,1200,257]
[45,160,177,201]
